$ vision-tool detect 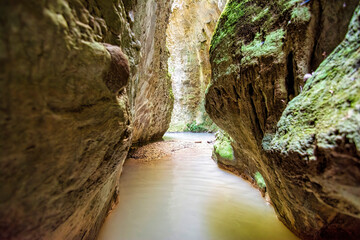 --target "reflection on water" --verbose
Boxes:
[98,133,298,240]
